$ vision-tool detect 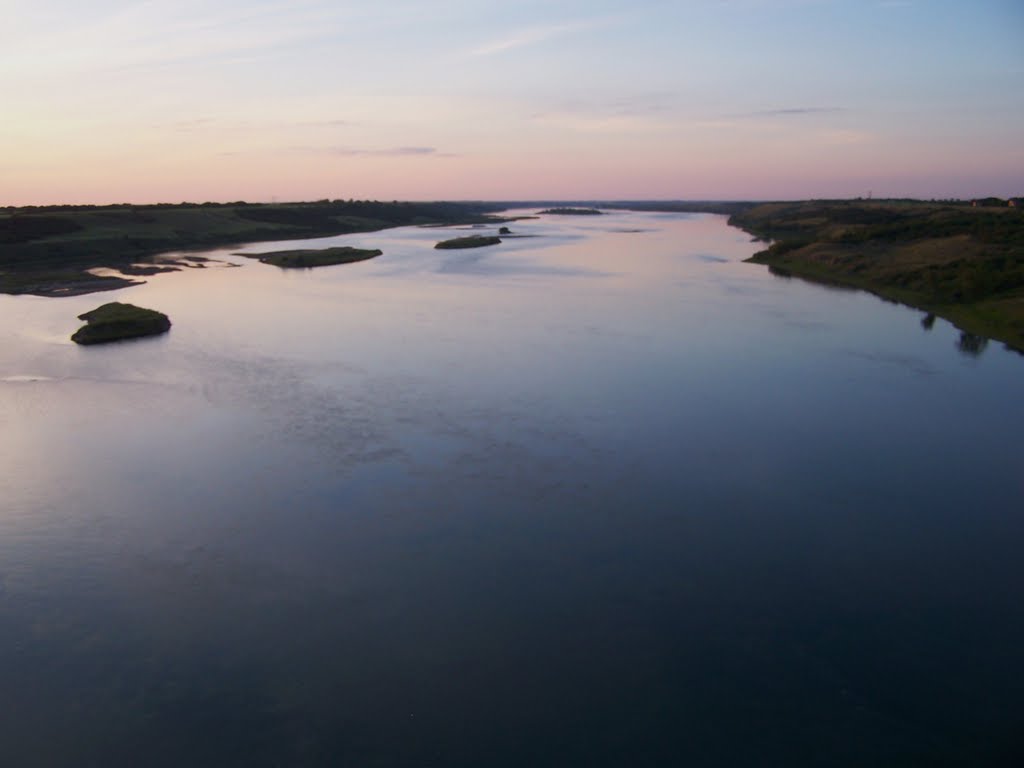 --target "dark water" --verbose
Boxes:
[1,212,1022,766]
